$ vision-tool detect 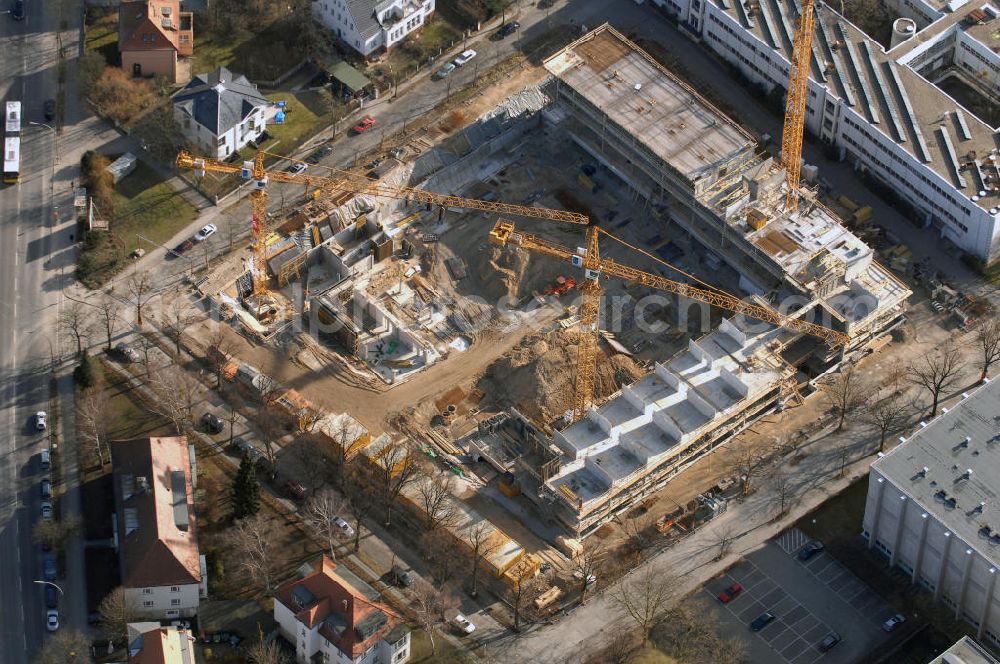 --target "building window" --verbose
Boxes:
[217,137,225,147]
[170,586,180,592]
[179,34,189,44]
[171,599,181,606]
[142,588,153,595]
[142,33,154,42]
[166,609,179,617]
[143,600,154,608]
